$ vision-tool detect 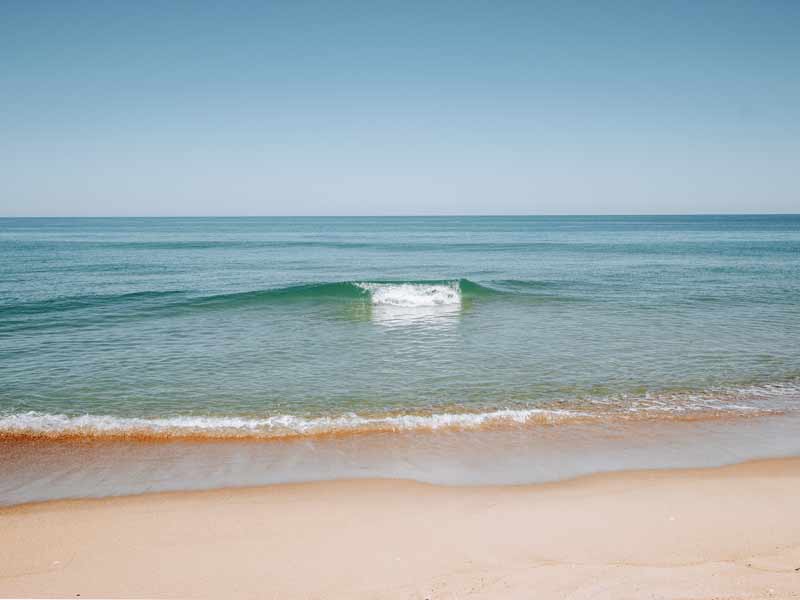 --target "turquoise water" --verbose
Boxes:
[1,215,800,439]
